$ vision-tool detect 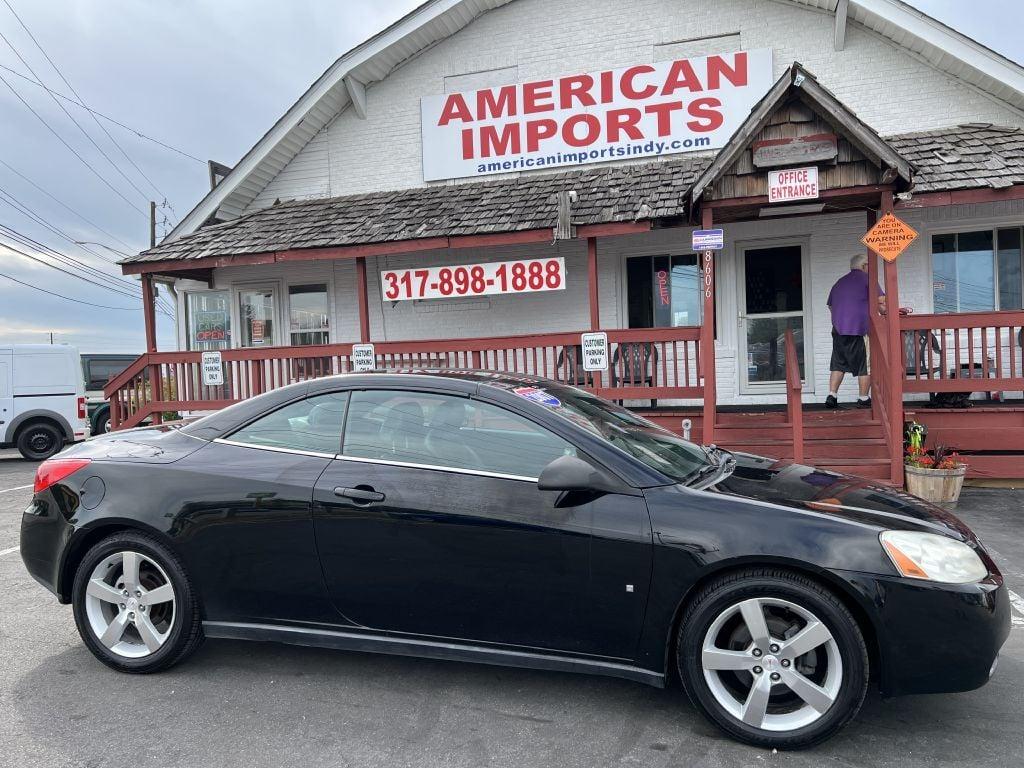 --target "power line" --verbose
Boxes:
[0,270,141,310]
[0,28,156,213]
[2,0,175,216]
[0,62,204,165]
[0,68,147,217]
[0,157,138,251]
[0,235,173,316]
